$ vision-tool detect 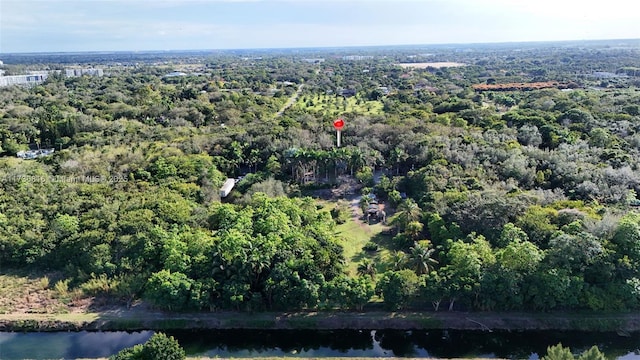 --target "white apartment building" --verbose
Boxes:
[0,73,48,87]
[65,68,104,77]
